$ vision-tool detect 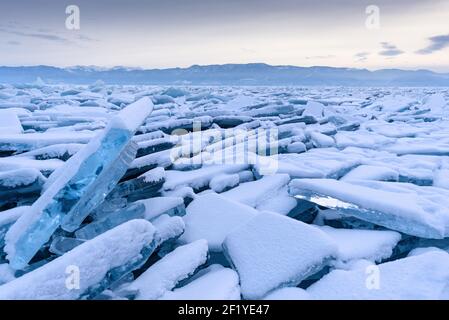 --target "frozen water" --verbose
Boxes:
[1,84,449,299]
